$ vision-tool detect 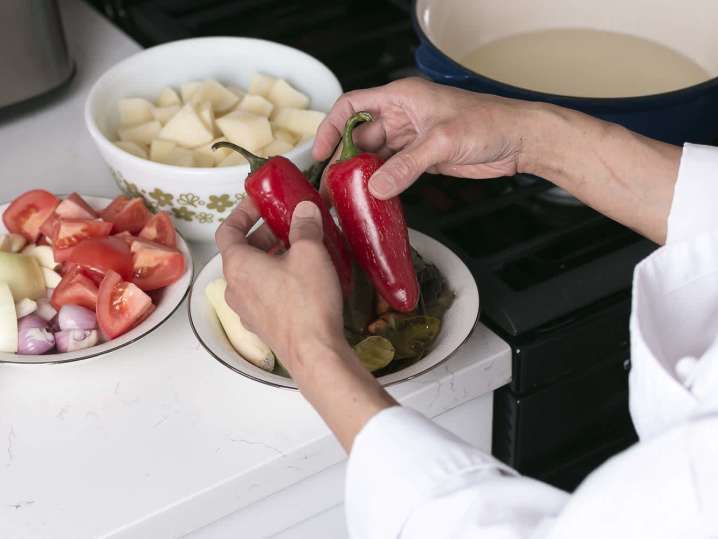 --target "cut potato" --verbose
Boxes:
[196,137,231,166]
[42,267,62,289]
[267,79,309,109]
[190,80,240,114]
[259,138,294,157]
[118,120,162,146]
[216,111,273,152]
[197,101,220,137]
[156,87,181,107]
[158,103,213,148]
[167,147,195,167]
[21,245,57,270]
[115,140,148,159]
[218,152,248,167]
[248,73,276,97]
[15,298,37,318]
[180,81,202,103]
[0,252,46,300]
[0,283,18,353]
[273,127,297,145]
[118,97,154,126]
[272,108,326,138]
[205,278,275,371]
[150,139,177,163]
[193,149,215,168]
[152,104,181,125]
[239,95,274,117]
[227,86,246,102]
[0,233,27,253]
